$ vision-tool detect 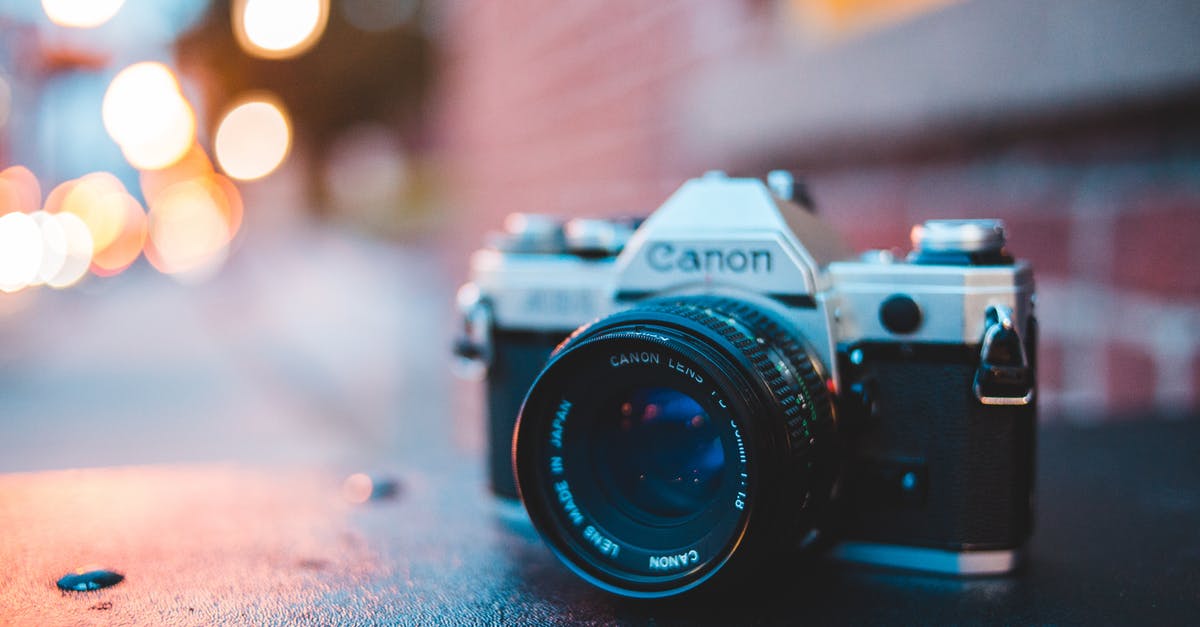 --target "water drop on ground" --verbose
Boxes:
[57,569,124,591]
